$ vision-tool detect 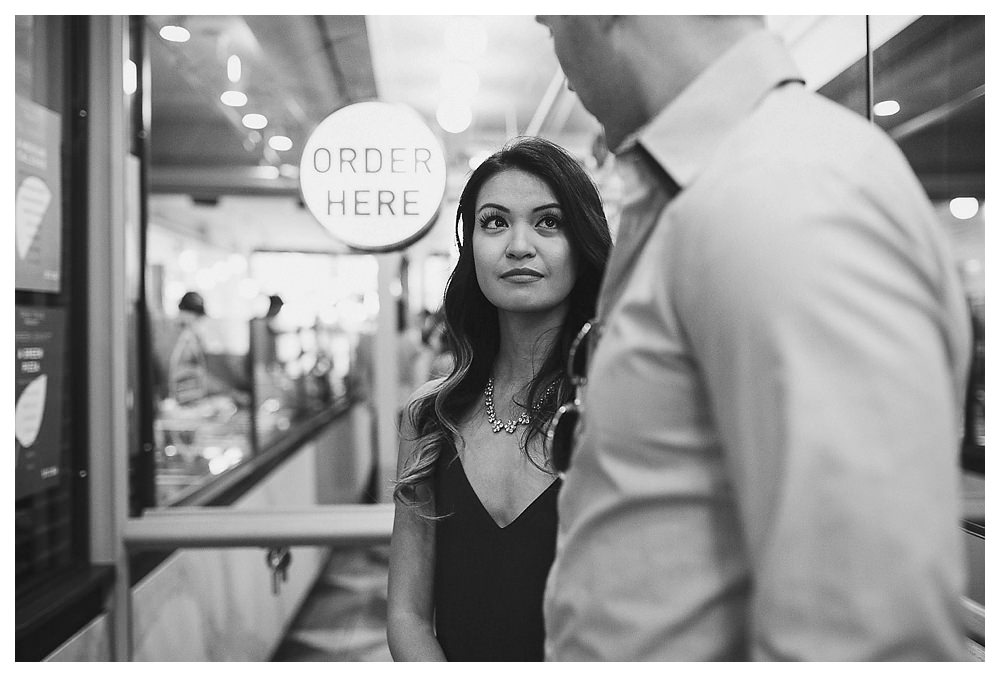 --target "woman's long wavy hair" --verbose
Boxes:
[393,136,612,510]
